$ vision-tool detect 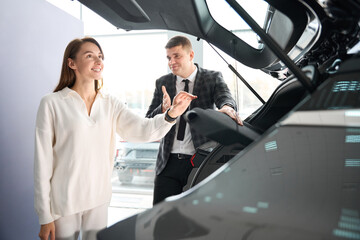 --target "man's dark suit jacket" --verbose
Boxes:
[145,65,237,175]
